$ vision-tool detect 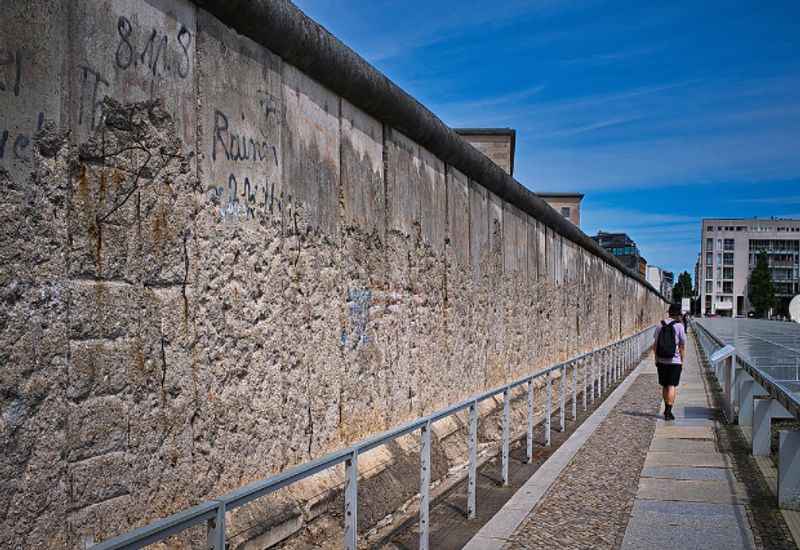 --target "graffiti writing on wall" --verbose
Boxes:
[115,16,191,81]
[0,47,22,97]
[0,46,46,163]
[77,16,193,131]
[77,64,109,130]
[206,176,300,224]
[212,108,278,165]
[340,288,371,350]
[0,112,44,162]
[207,96,280,223]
